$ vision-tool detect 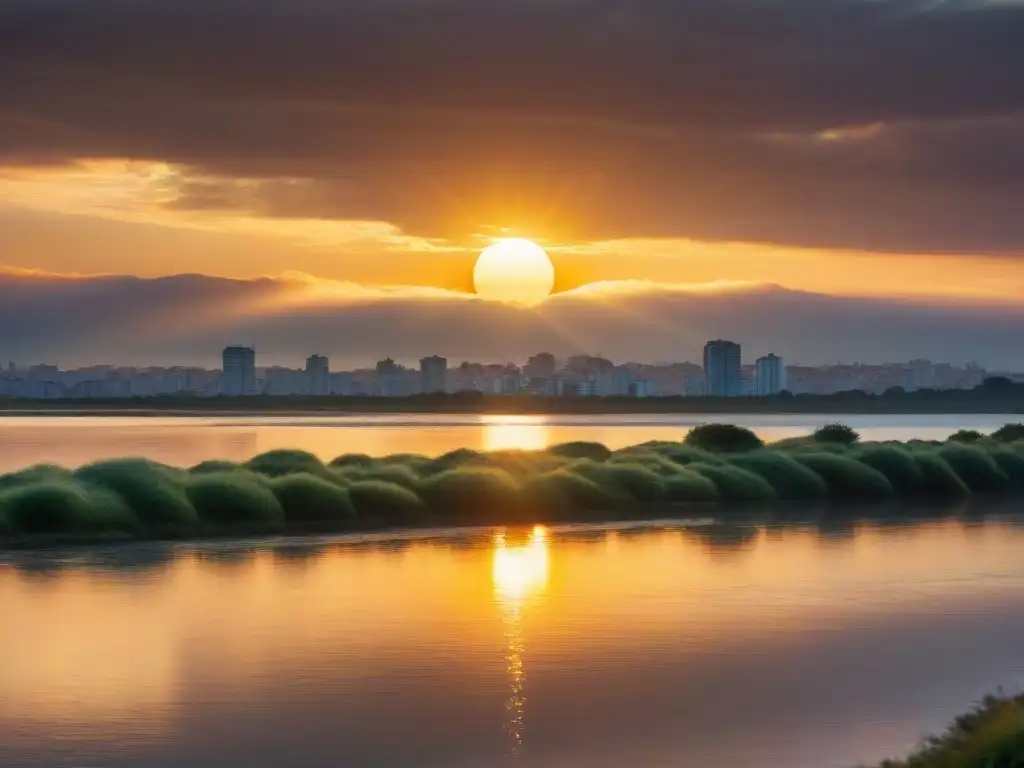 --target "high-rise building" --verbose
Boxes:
[306,354,330,396]
[755,354,786,396]
[420,355,448,394]
[222,346,257,396]
[525,353,557,379]
[703,340,742,397]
